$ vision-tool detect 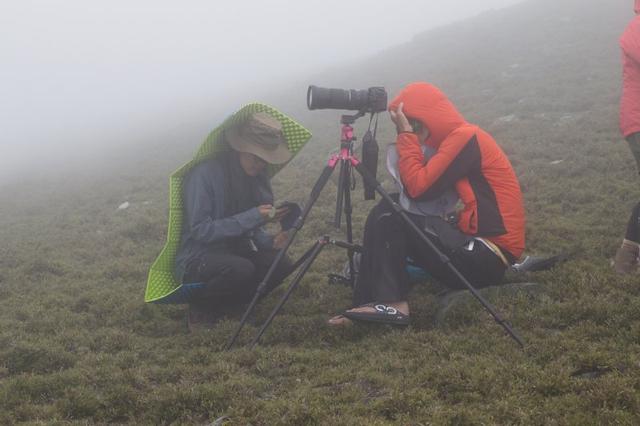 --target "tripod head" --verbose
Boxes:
[340,111,366,149]
[340,110,367,126]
